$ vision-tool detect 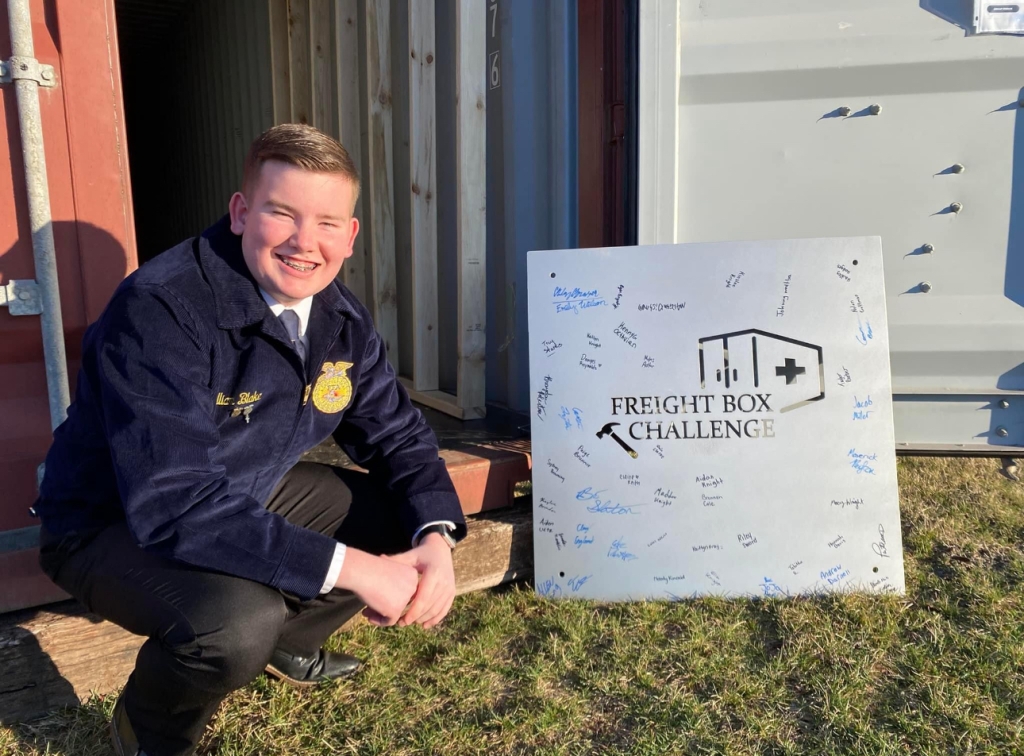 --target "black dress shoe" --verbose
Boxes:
[264,647,362,687]
[109,691,148,756]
